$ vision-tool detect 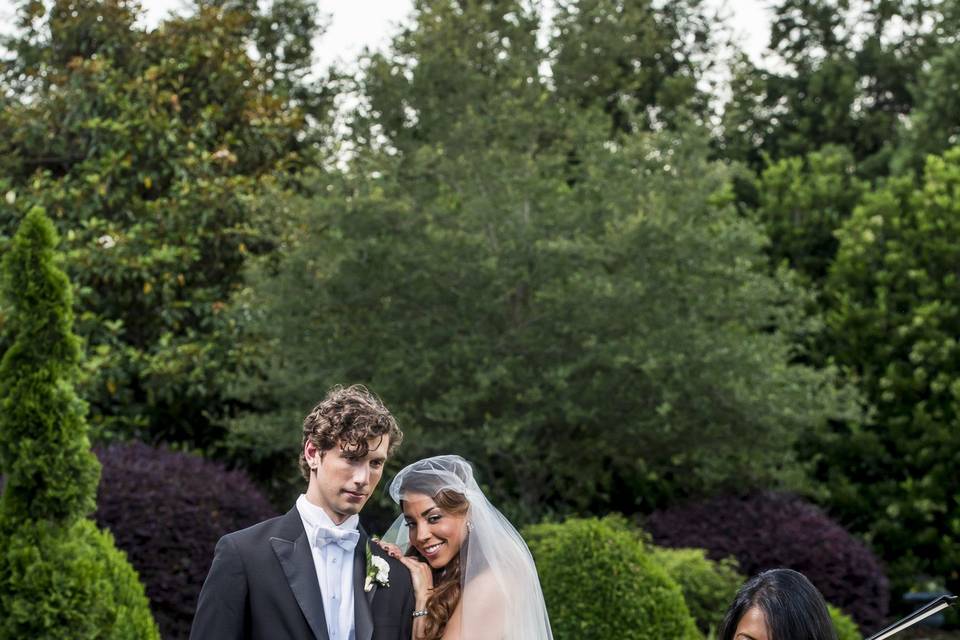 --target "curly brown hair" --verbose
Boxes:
[405,489,469,640]
[299,384,403,480]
